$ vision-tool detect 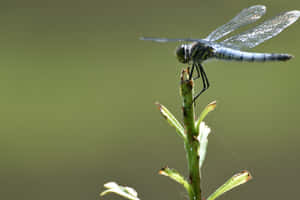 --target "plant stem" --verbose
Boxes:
[180,69,201,200]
